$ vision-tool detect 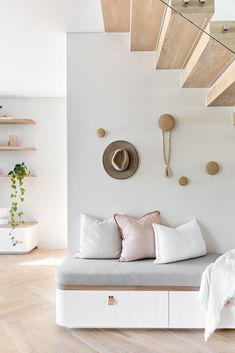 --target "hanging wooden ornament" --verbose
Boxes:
[158,114,175,177]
